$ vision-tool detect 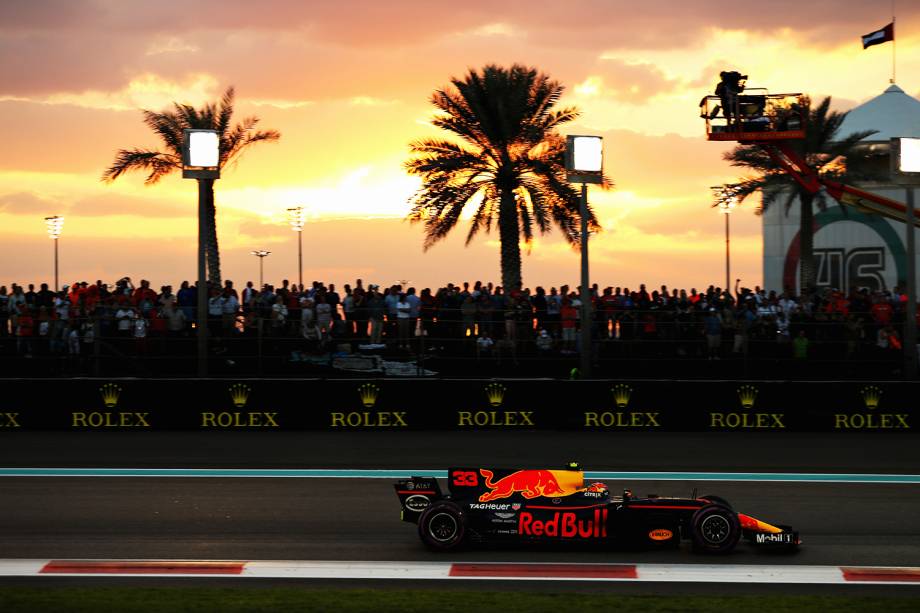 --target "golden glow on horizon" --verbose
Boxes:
[1,7,918,288]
